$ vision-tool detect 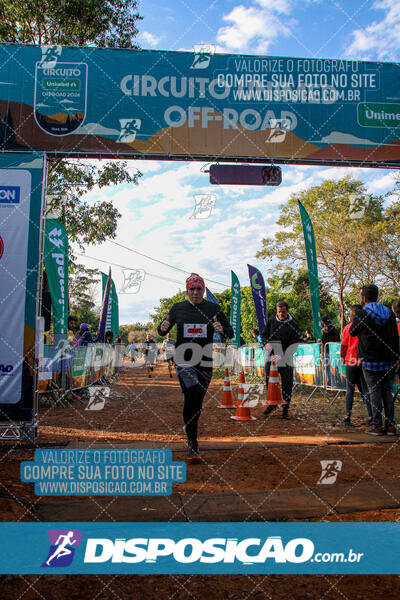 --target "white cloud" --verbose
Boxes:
[77,158,392,323]
[366,171,397,191]
[216,2,294,53]
[344,0,400,61]
[140,31,162,47]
